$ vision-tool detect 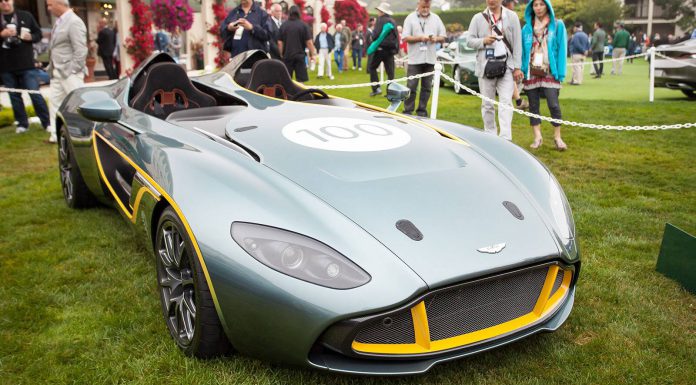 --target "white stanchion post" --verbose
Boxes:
[380,62,384,84]
[649,47,656,103]
[430,62,442,119]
